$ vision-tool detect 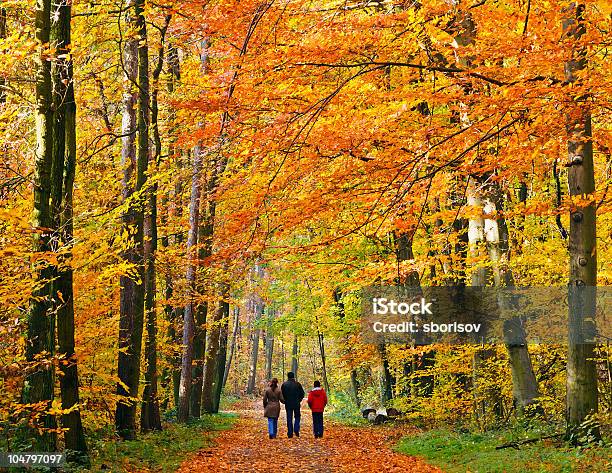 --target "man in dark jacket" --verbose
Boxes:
[281,372,304,438]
